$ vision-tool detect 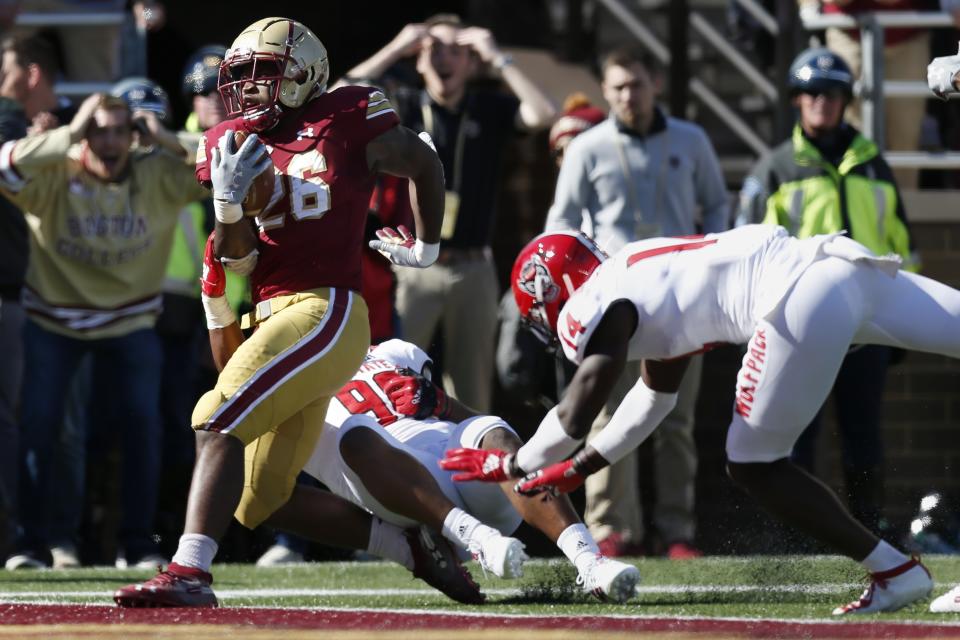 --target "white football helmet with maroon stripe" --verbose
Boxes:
[219,17,329,131]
